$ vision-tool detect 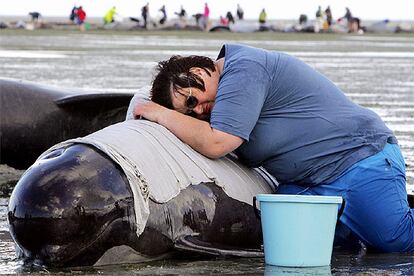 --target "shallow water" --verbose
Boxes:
[0,30,413,274]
